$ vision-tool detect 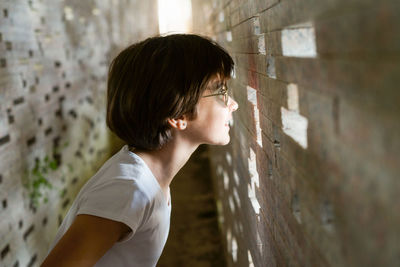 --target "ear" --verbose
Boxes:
[167,116,187,130]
